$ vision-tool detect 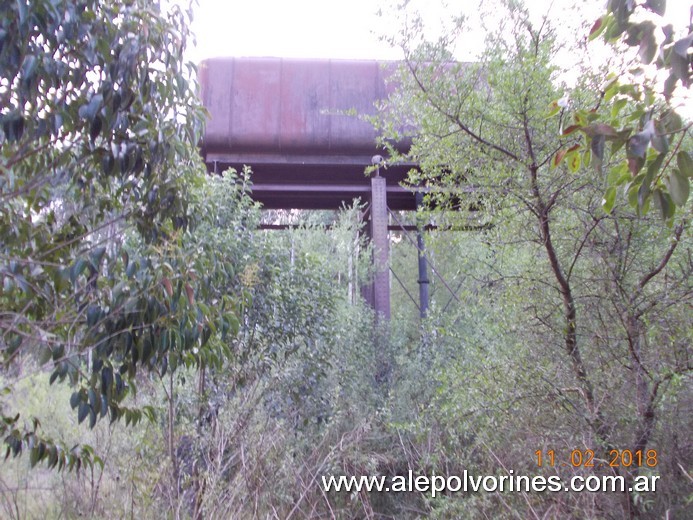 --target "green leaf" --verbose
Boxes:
[77,403,89,424]
[637,22,658,64]
[52,343,65,362]
[70,258,88,283]
[38,345,53,365]
[88,388,98,412]
[602,186,617,213]
[627,130,650,159]
[30,446,39,467]
[665,169,690,206]
[652,189,675,219]
[671,50,691,85]
[663,73,678,100]
[89,115,102,141]
[637,155,663,210]
[611,98,628,118]
[567,151,581,173]
[101,366,113,397]
[589,16,607,41]
[86,304,100,327]
[650,129,669,154]
[591,134,605,171]
[90,246,107,269]
[661,110,683,133]
[79,93,103,122]
[126,260,137,278]
[677,151,693,178]
[546,100,561,118]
